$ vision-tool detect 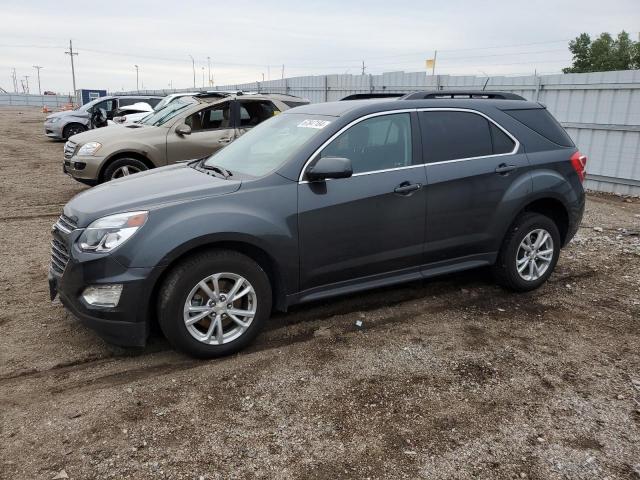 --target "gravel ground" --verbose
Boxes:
[1,107,639,480]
